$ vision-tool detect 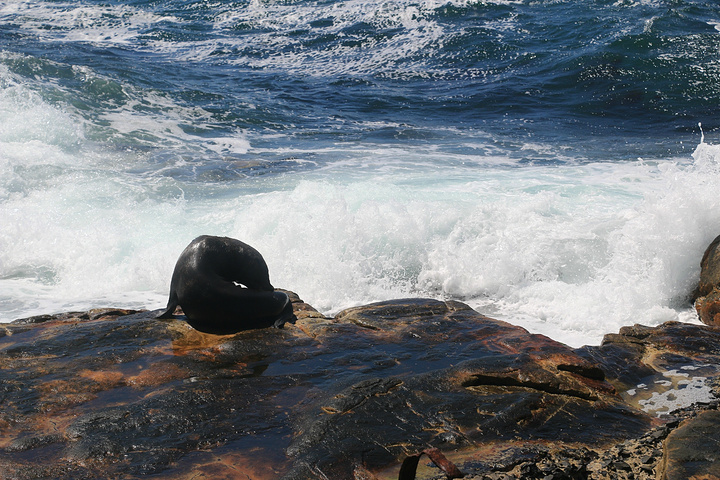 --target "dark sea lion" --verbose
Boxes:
[157,235,294,334]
